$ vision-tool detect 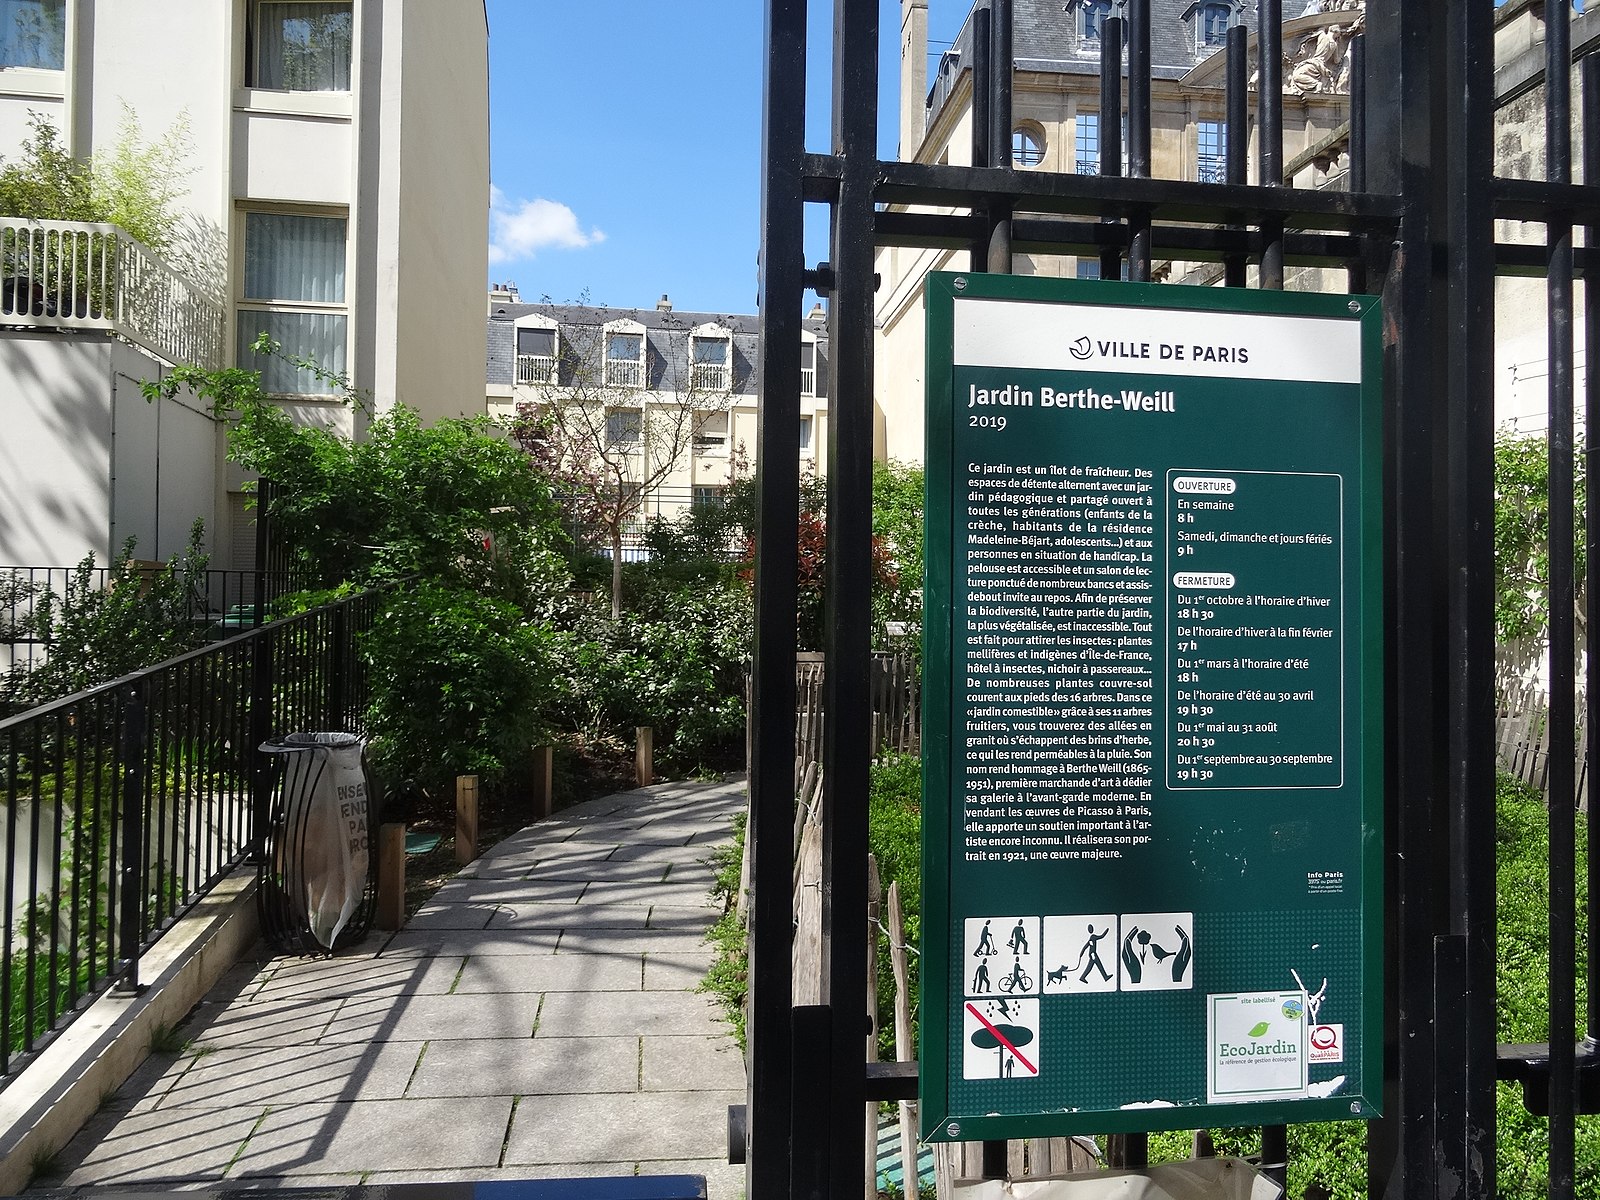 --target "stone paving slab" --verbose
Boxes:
[35,777,749,1199]
[503,1089,744,1165]
[404,1035,639,1097]
[232,1096,515,1175]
